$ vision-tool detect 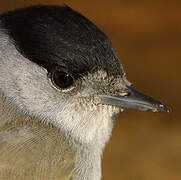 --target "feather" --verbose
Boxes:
[0,97,77,180]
